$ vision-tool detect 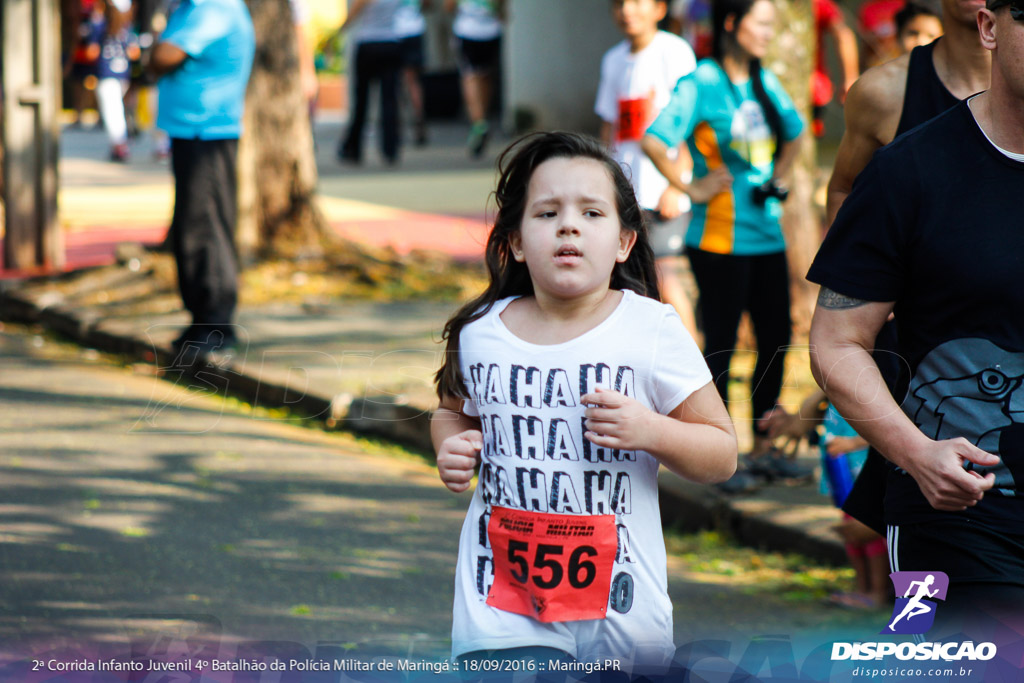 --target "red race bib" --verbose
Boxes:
[617,96,653,142]
[486,507,617,623]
